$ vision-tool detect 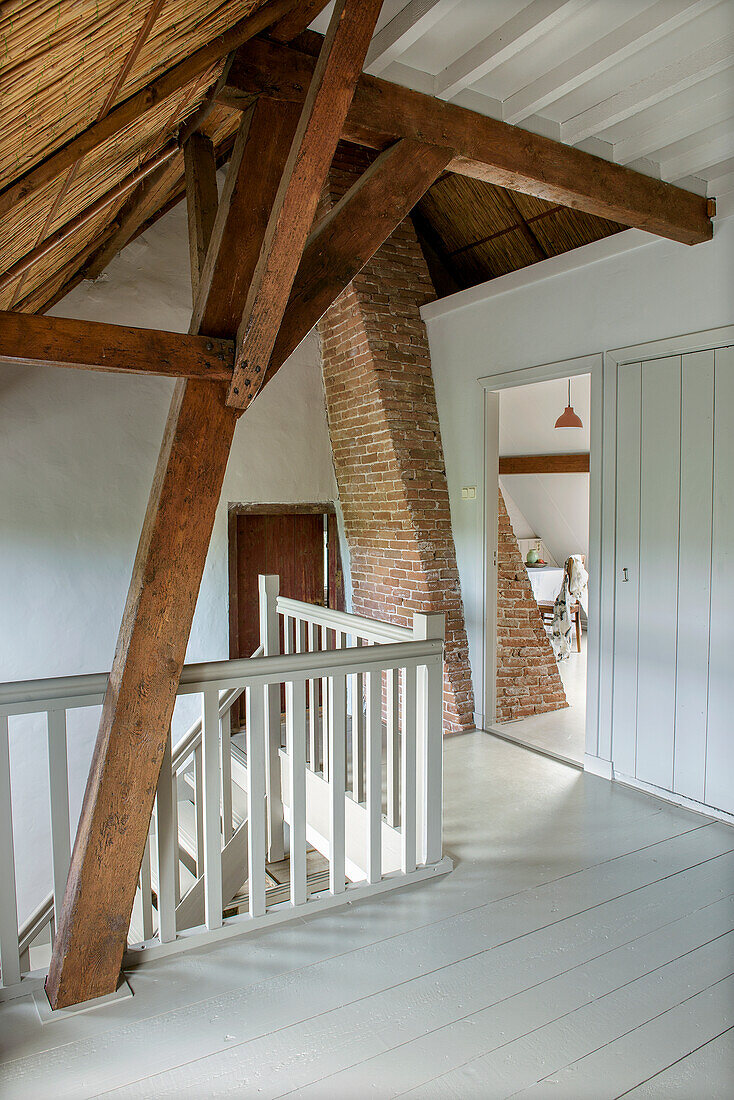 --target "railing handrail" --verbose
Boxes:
[276,595,414,644]
[0,640,442,716]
